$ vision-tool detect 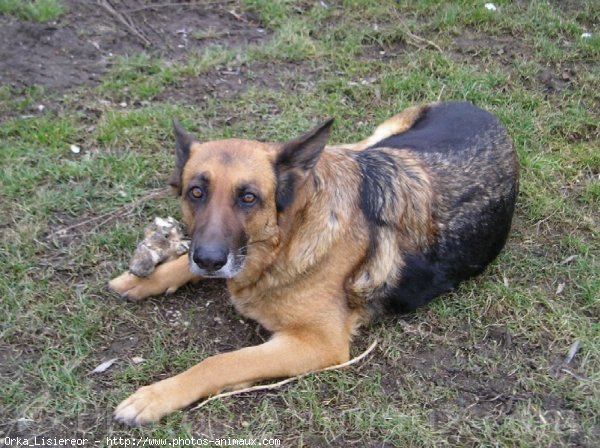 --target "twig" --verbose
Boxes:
[125,2,227,13]
[437,84,446,102]
[560,368,588,381]
[399,23,443,54]
[98,0,152,47]
[396,319,447,342]
[142,15,176,53]
[191,340,378,411]
[226,9,247,23]
[47,188,169,239]
[533,209,557,234]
